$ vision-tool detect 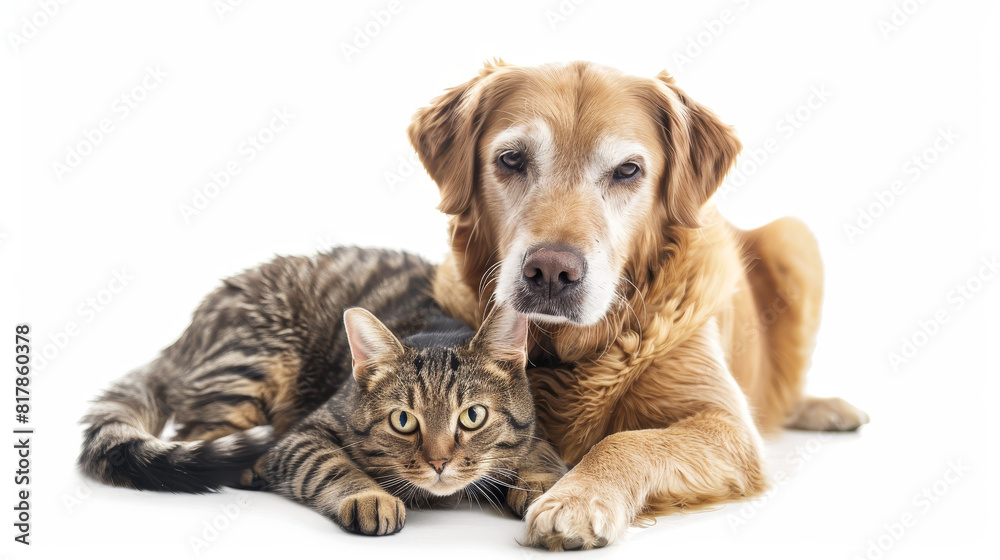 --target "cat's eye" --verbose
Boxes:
[458,405,488,430]
[389,410,418,434]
